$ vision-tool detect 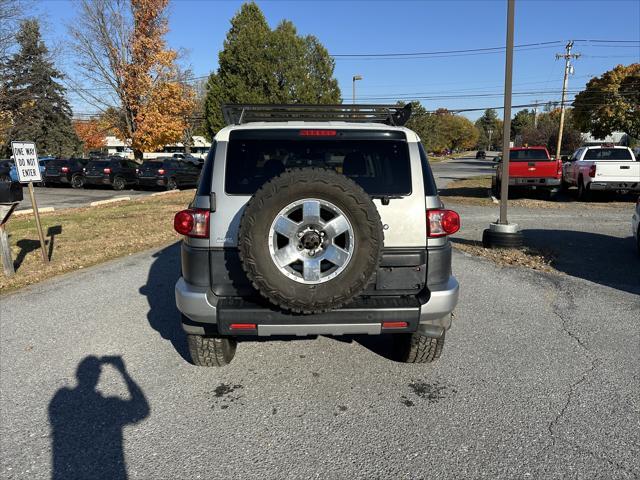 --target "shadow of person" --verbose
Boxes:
[139,242,190,361]
[48,356,150,480]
